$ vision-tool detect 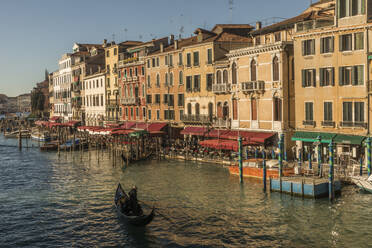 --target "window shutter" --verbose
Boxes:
[339,36,343,51]
[331,68,335,86]
[320,69,324,86]
[358,65,364,85]
[339,67,343,86]
[352,66,356,85]
[311,40,315,54]
[330,37,334,52]
[302,70,306,87]
[302,41,305,56]
[312,69,316,87]
[361,0,366,14]
[320,38,324,53]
